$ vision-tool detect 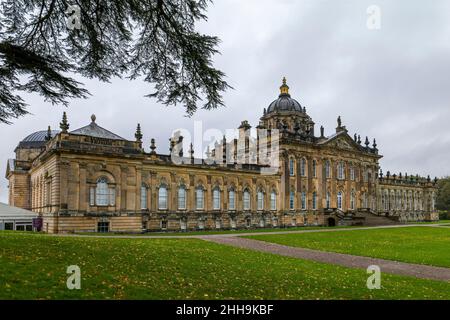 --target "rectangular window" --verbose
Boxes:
[213,189,220,210]
[337,193,343,210]
[289,192,295,210]
[158,188,168,210]
[301,192,307,210]
[312,161,317,178]
[338,163,345,180]
[178,188,186,210]
[196,189,204,210]
[5,222,14,230]
[96,184,109,206]
[243,191,251,210]
[257,191,264,211]
[97,222,109,233]
[289,159,295,176]
[312,193,317,210]
[270,192,276,210]
[301,159,306,177]
[228,190,235,210]
[350,168,355,181]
